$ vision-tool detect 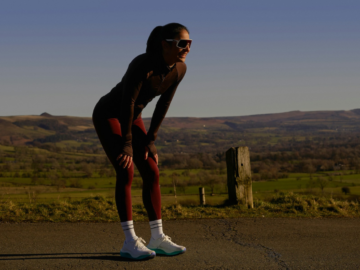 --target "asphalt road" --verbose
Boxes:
[1,218,359,270]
